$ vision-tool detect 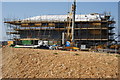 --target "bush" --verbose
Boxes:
[116,55,120,57]
[75,53,79,56]
[53,53,58,55]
